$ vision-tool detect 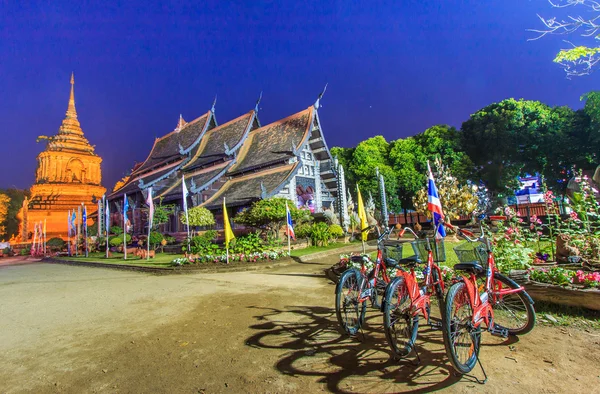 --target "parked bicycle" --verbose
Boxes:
[381,224,447,361]
[335,225,405,336]
[442,215,536,381]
